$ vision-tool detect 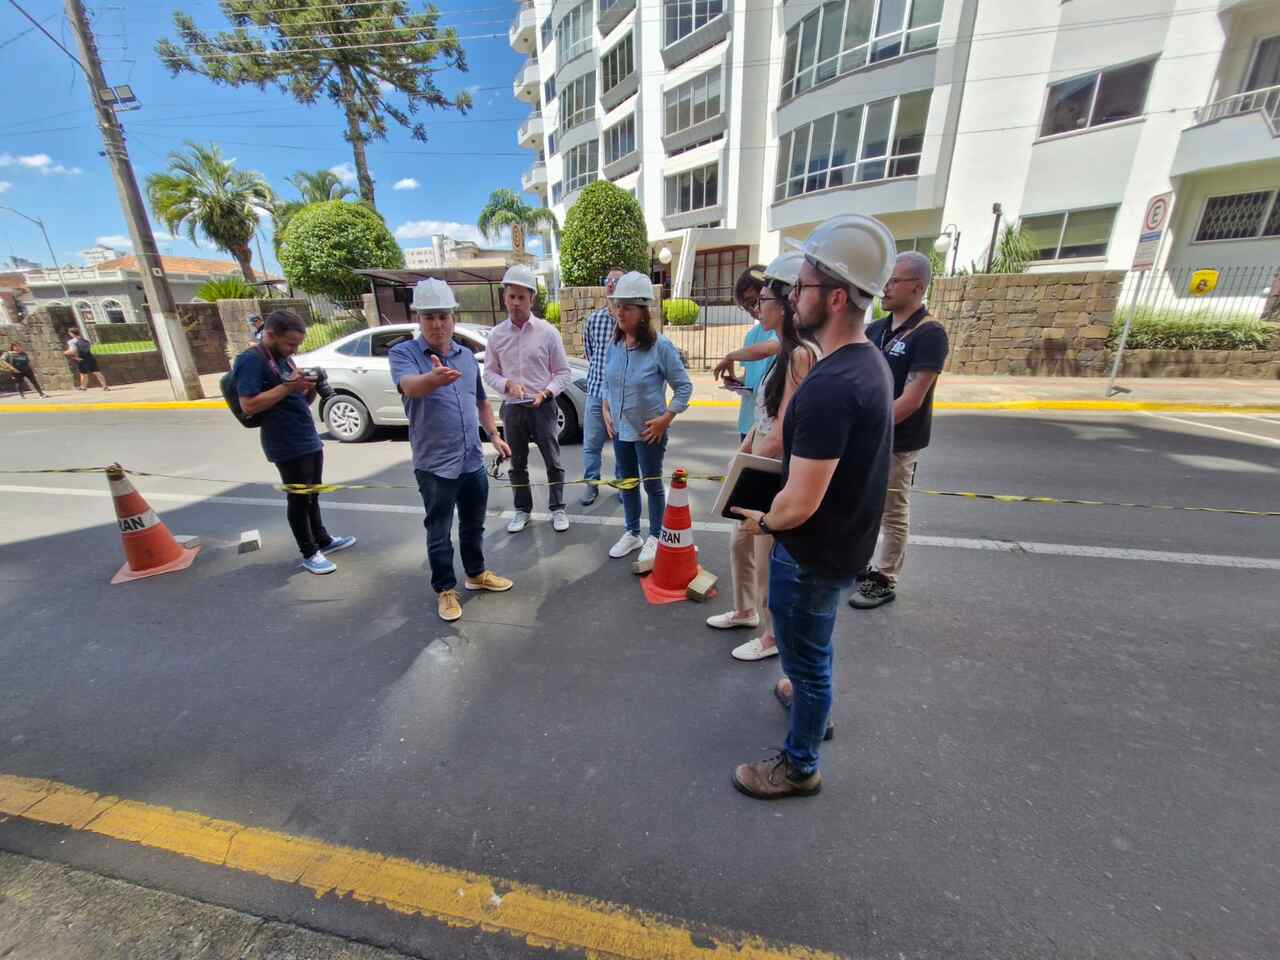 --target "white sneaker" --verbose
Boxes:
[551,509,569,532]
[608,531,645,558]
[731,637,779,662]
[638,535,658,564]
[507,511,530,533]
[705,611,760,630]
